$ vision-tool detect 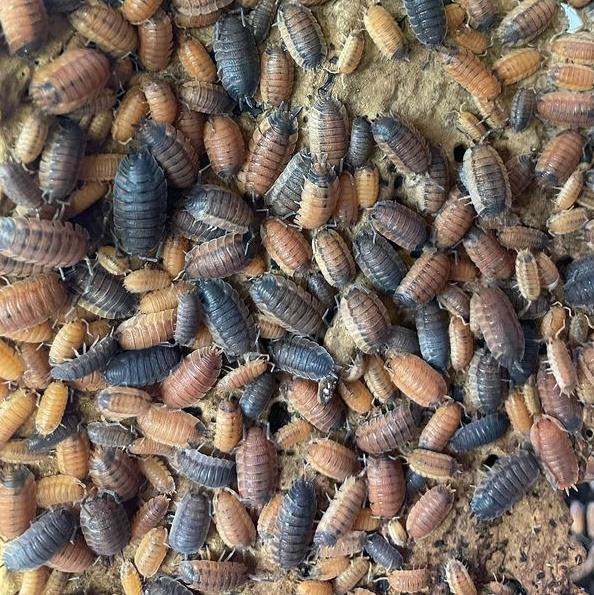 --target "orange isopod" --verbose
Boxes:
[0,389,36,446]
[439,46,500,99]
[419,401,463,451]
[116,309,177,350]
[551,33,594,65]
[337,380,373,414]
[0,340,23,381]
[142,78,177,124]
[36,474,85,507]
[124,269,172,294]
[452,28,489,55]
[354,164,380,209]
[122,0,163,24]
[137,405,203,447]
[387,353,448,408]
[306,438,360,481]
[363,4,407,61]
[112,86,149,144]
[216,357,268,394]
[56,431,90,479]
[134,526,168,577]
[35,381,69,436]
[505,387,533,435]
[138,456,175,493]
[363,354,397,403]
[274,418,314,450]
[138,10,173,72]
[30,47,110,116]
[120,559,143,595]
[0,0,47,55]
[14,110,50,163]
[213,489,257,548]
[548,63,594,91]
[204,116,246,179]
[260,217,311,276]
[178,34,217,82]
